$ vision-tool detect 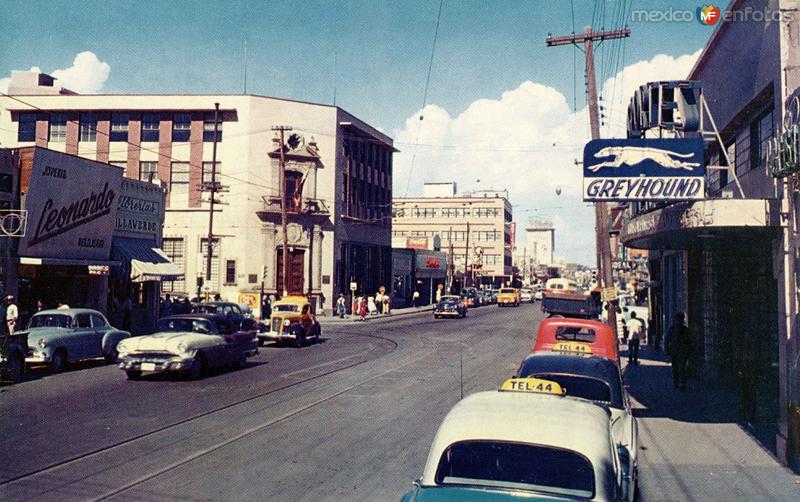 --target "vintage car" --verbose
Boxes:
[117,314,258,380]
[433,295,467,319]
[460,287,481,308]
[192,302,258,332]
[402,378,635,501]
[516,352,638,493]
[1,331,28,382]
[23,308,130,372]
[497,288,520,307]
[533,285,544,301]
[520,288,534,303]
[533,317,620,363]
[259,296,320,347]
